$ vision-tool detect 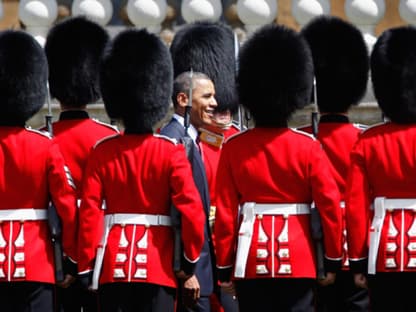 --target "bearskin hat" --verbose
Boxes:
[301,15,369,113]
[0,30,48,125]
[371,26,416,123]
[100,29,173,133]
[45,16,109,107]
[170,21,238,113]
[237,24,314,127]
